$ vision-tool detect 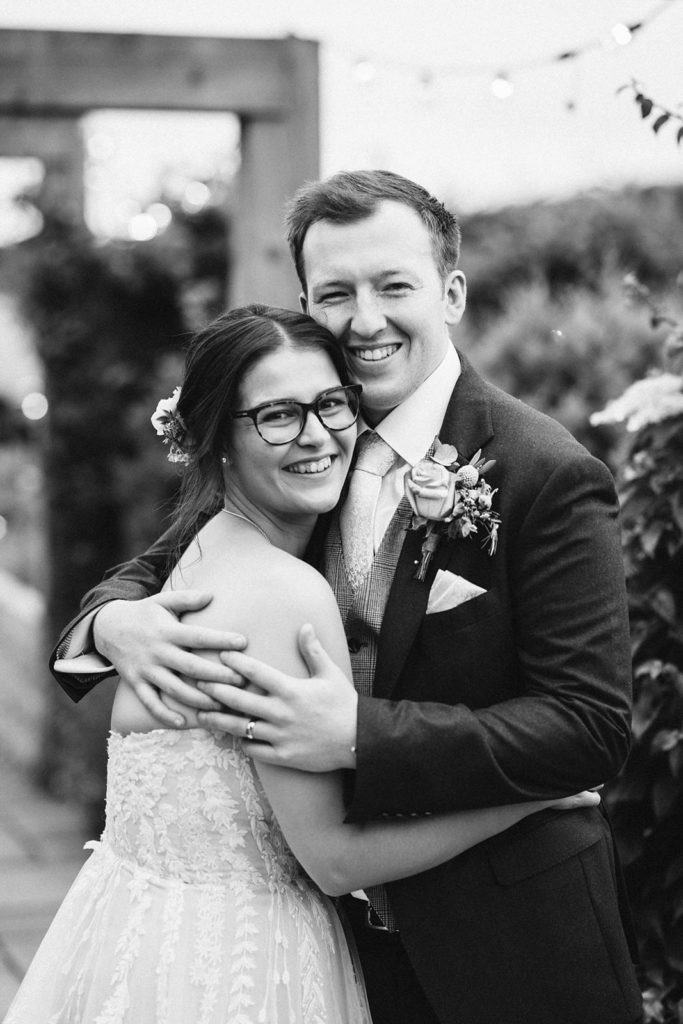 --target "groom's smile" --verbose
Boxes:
[301,200,467,426]
[349,343,401,363]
